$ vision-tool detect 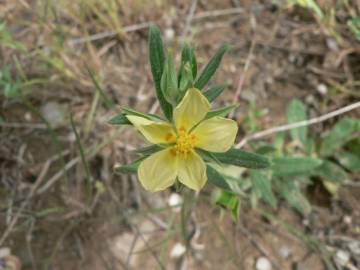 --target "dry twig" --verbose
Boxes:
[236,101,360,148]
